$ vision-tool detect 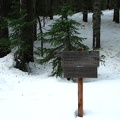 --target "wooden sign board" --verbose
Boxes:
[63,67,97,78]
[61,51,99,117]
[61,51,99,67]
